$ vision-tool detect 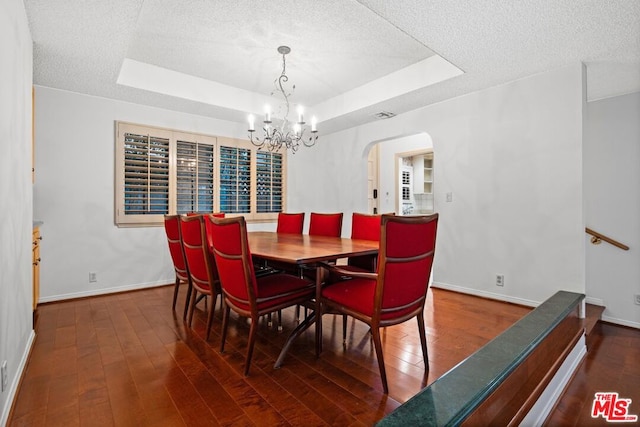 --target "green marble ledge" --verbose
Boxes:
[377,290,584,427]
